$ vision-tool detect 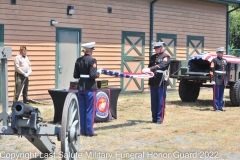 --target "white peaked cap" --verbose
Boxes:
[81,42,96,50]
[153,41,165,49]
[216,47,224,52]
